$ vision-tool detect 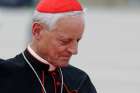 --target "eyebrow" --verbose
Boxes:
[57,33,82,41]
[57,34,68,39]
